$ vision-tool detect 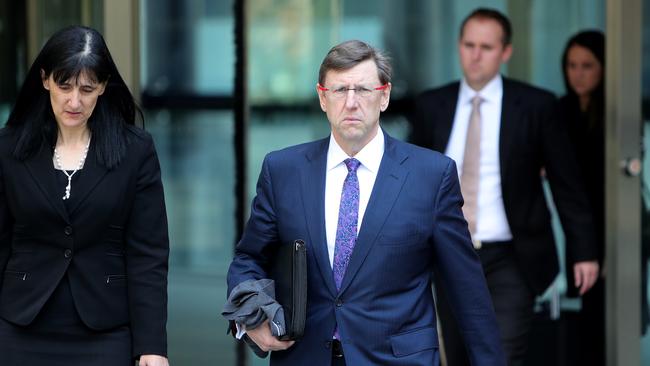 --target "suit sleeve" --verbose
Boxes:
[431,159,506,366]
[125,136,170,357]
[541,98,598,263]
[0,157,13,289]
[227,154,279,295]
